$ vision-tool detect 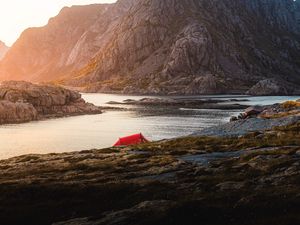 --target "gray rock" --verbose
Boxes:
[246,79,291,96]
